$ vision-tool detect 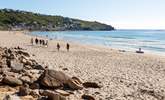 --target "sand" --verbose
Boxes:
[0,31,165,100]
